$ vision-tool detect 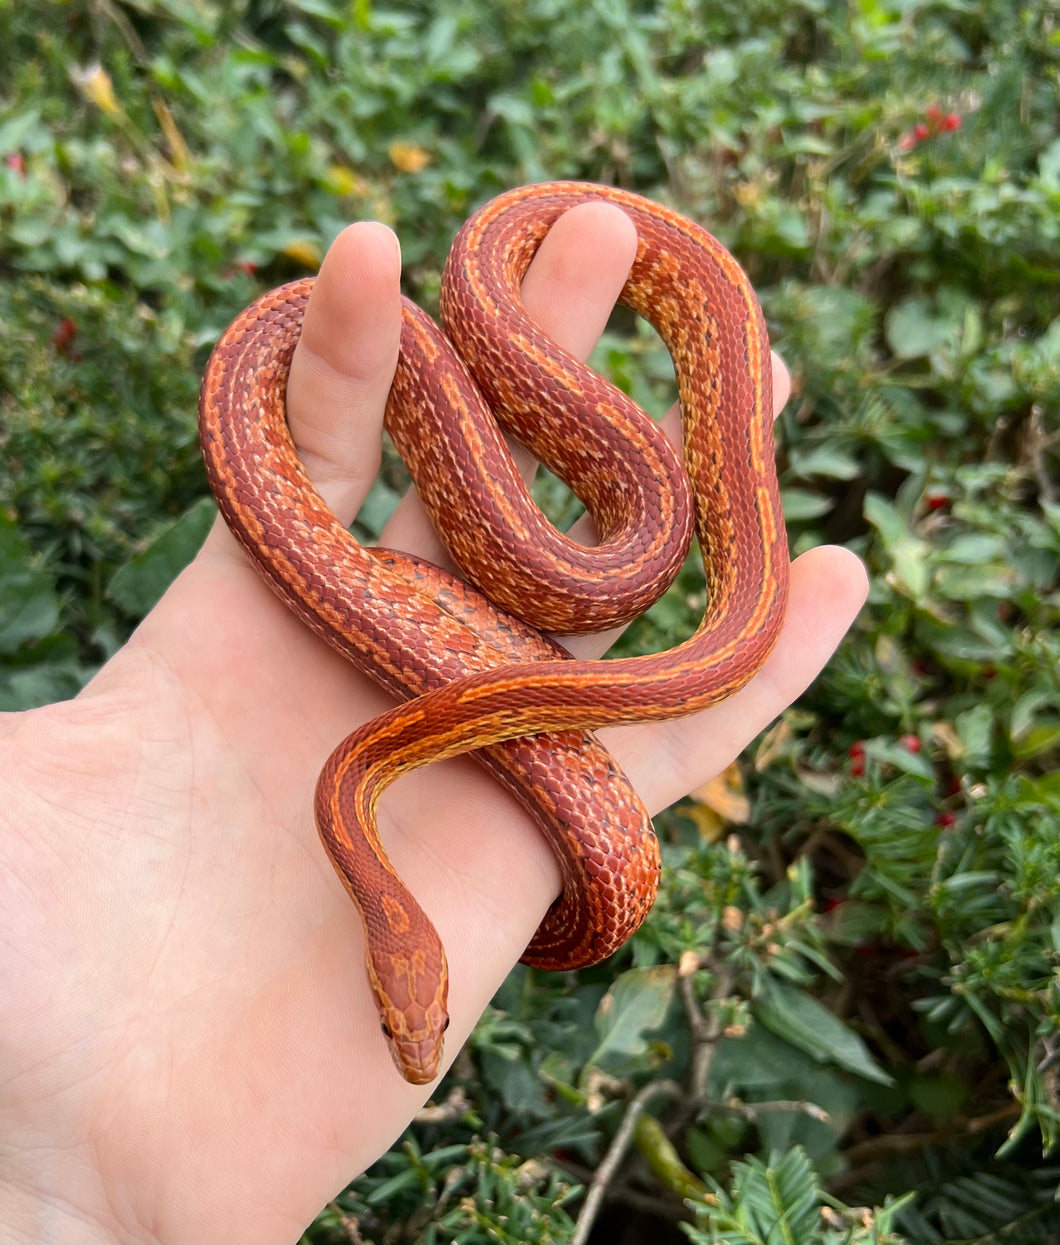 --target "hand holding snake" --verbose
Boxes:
[0,194,867,1243]
[201,184,790,1083]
